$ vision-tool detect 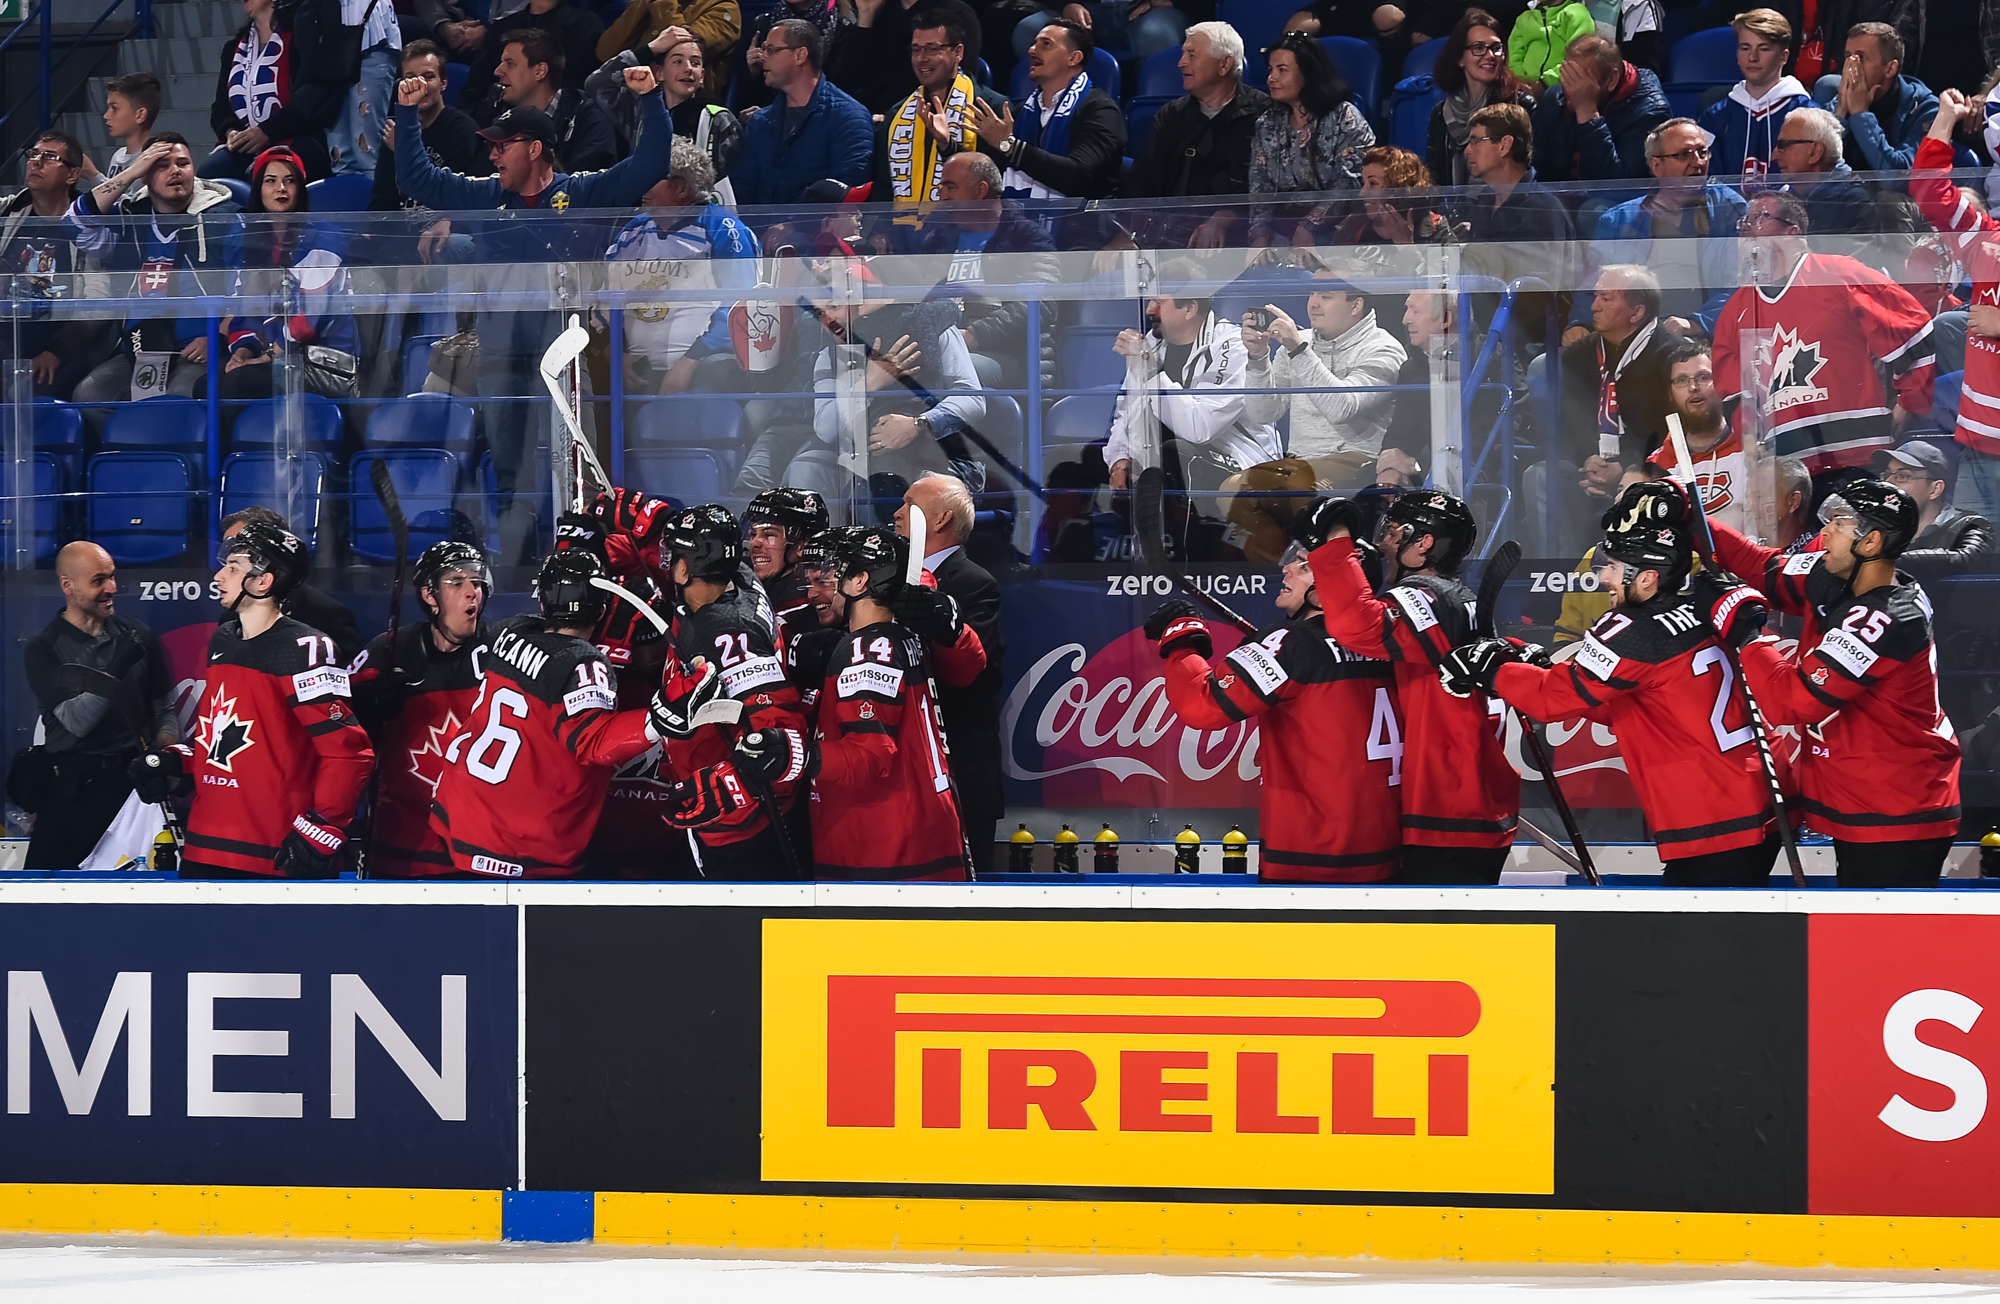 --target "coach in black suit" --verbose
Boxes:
[896,474,1005,877]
